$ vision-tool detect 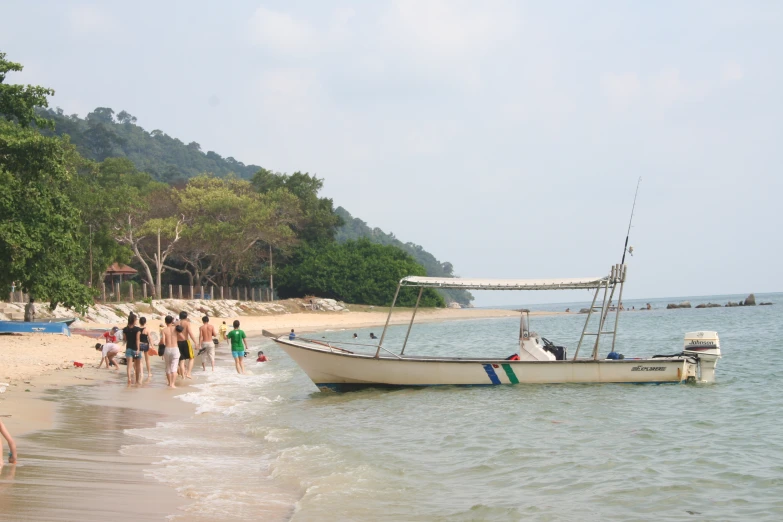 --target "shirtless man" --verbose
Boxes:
[199,316,217,372]
[176,311,198,379]
[161,315,180,388]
